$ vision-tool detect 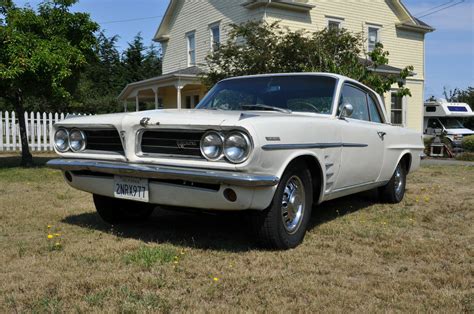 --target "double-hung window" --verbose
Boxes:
[210,23,220,51]
[367,26,380,52]
[327,17,343,31]
[187,32,196,66]
[391,92,404,126]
